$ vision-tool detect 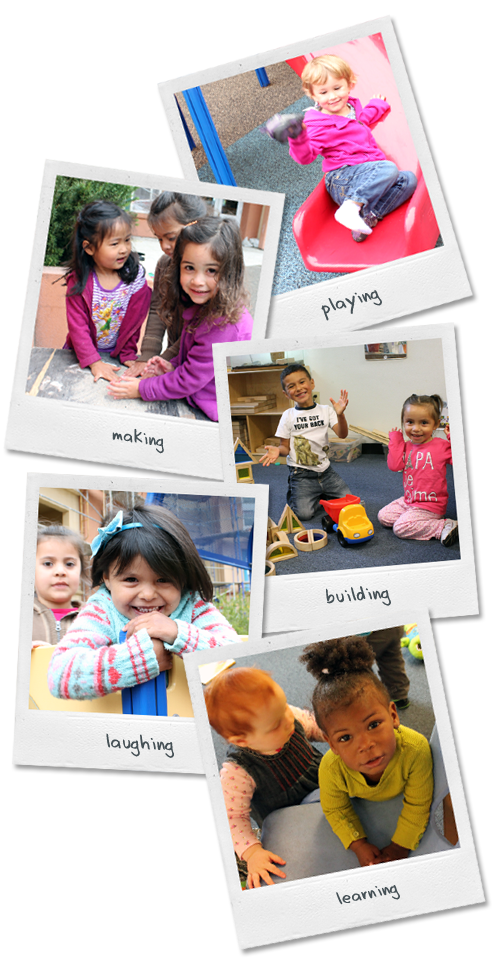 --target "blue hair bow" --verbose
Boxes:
[90,510,144,557]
